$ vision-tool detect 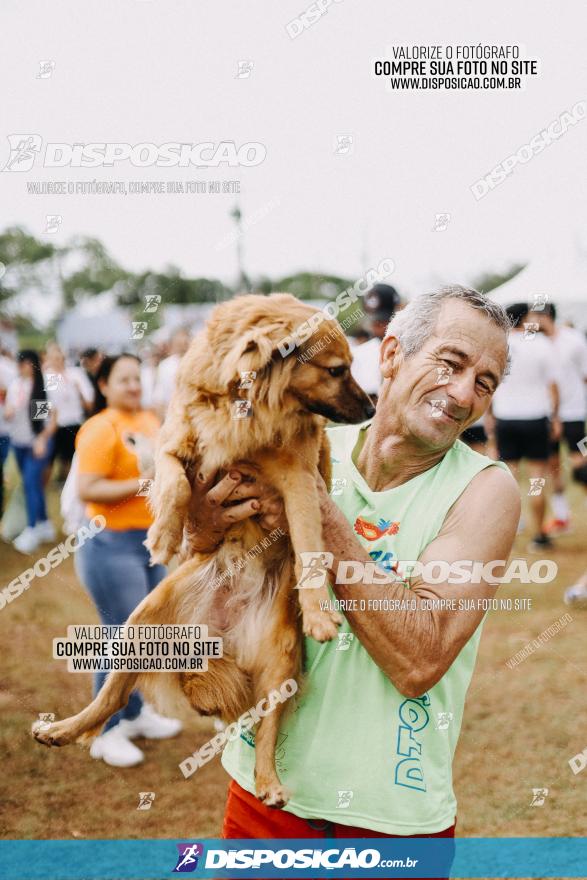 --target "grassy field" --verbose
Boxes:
[1,470,586,844]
